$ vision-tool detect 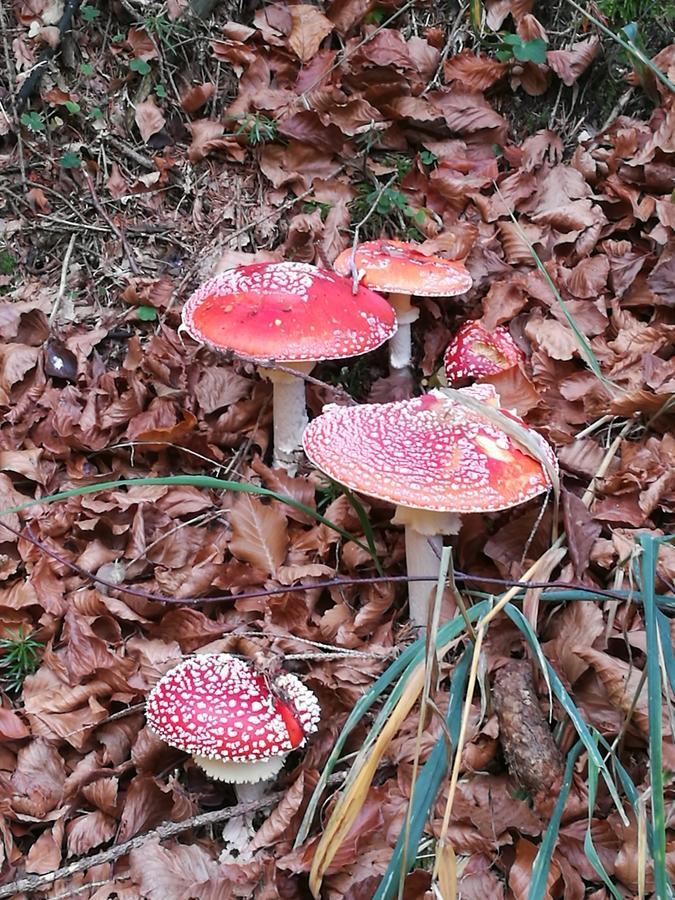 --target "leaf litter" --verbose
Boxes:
[0,0,674,896]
